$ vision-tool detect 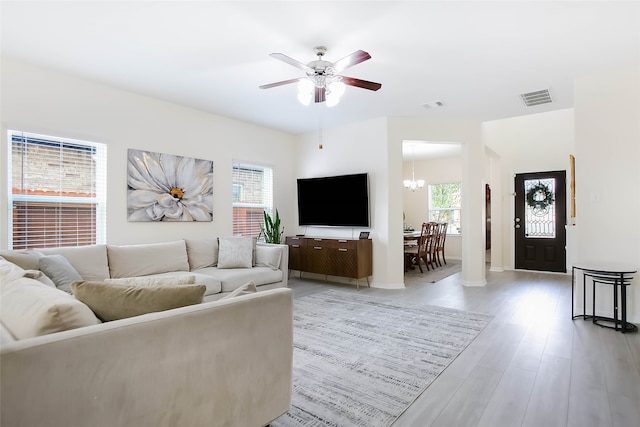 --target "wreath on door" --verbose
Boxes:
[526,181,554,212]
